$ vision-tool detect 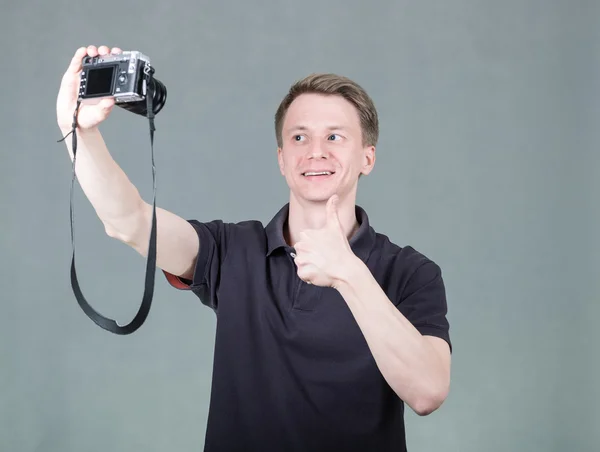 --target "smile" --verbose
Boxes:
[302,171,335,176]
